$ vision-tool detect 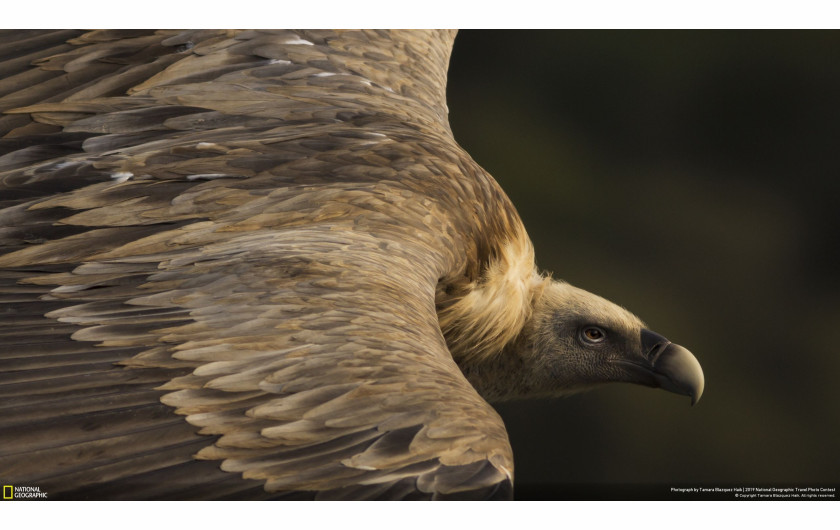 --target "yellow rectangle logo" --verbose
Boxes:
[3,485,12,500]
